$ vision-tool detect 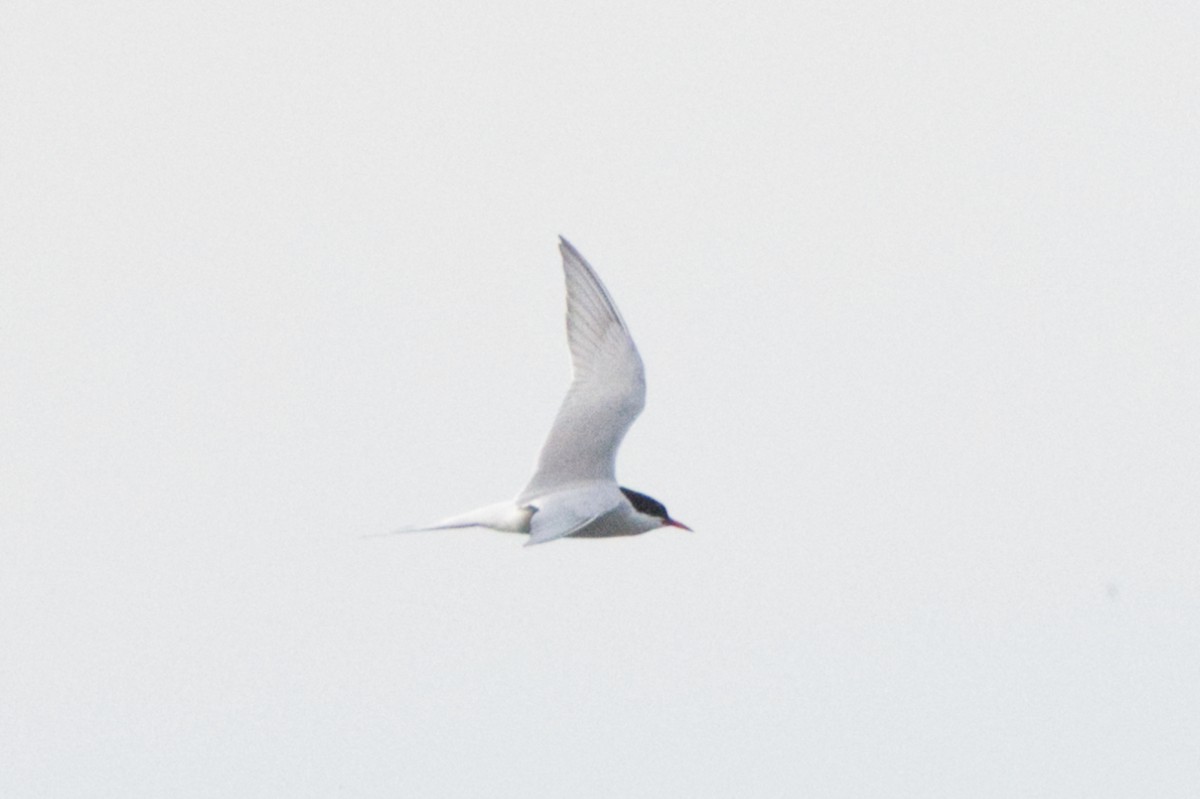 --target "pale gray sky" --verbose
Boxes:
[2,2,1198,797]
